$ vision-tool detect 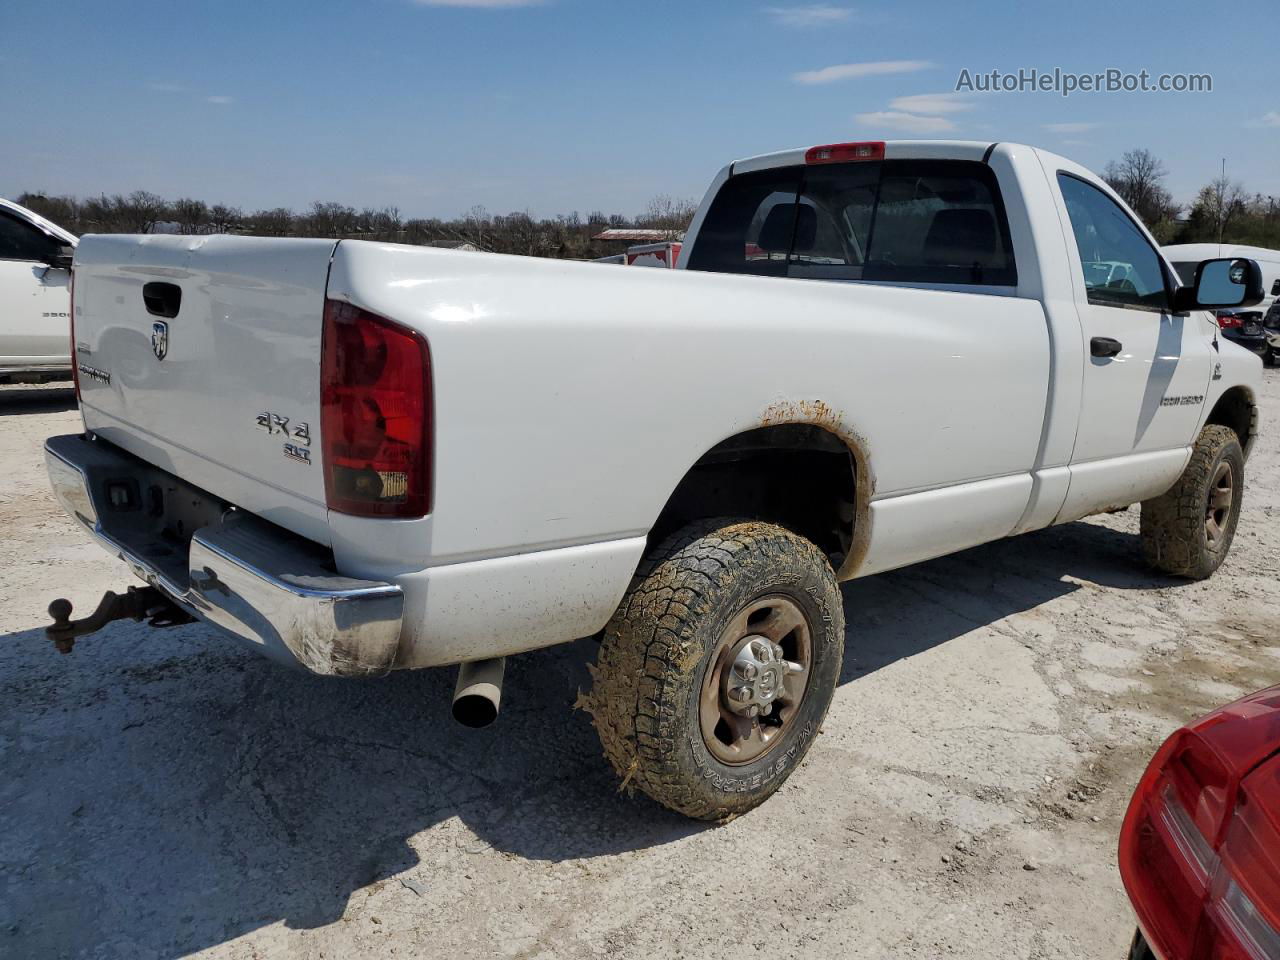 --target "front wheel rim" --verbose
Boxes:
[698,595,812,766]
[1205,460,1234,547]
